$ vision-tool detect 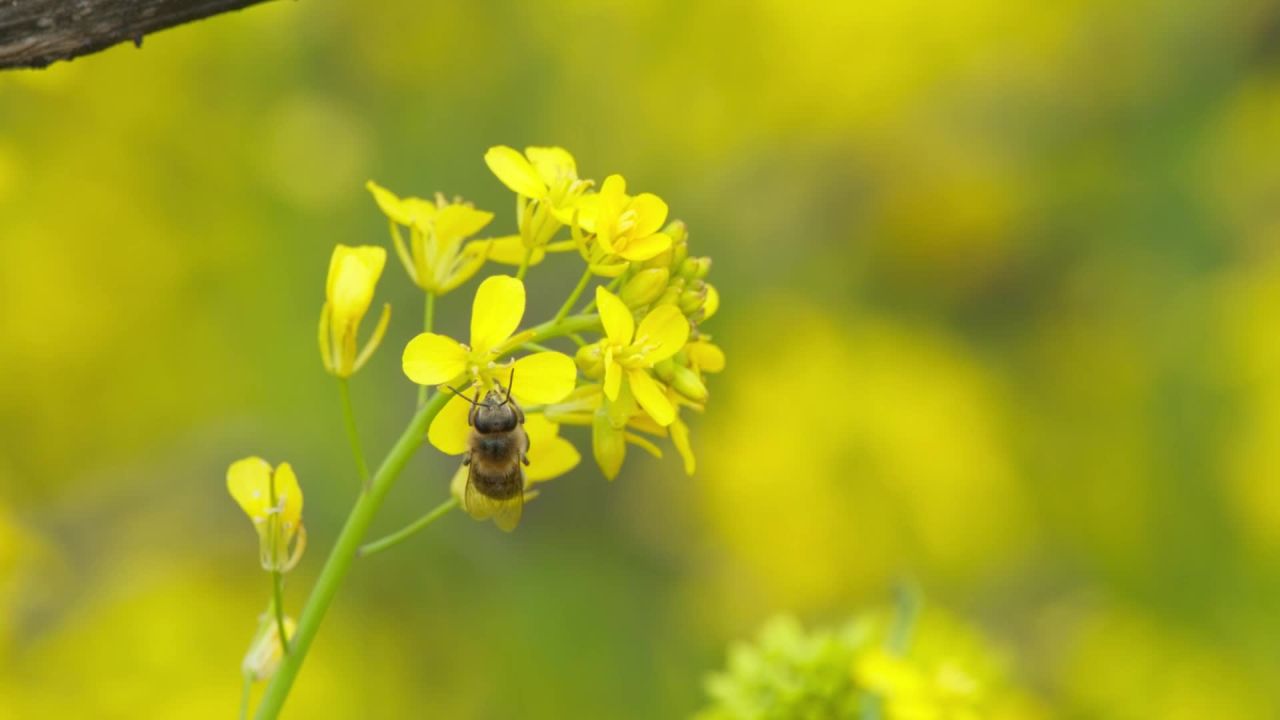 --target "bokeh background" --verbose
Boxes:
[3,1,1280,717]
